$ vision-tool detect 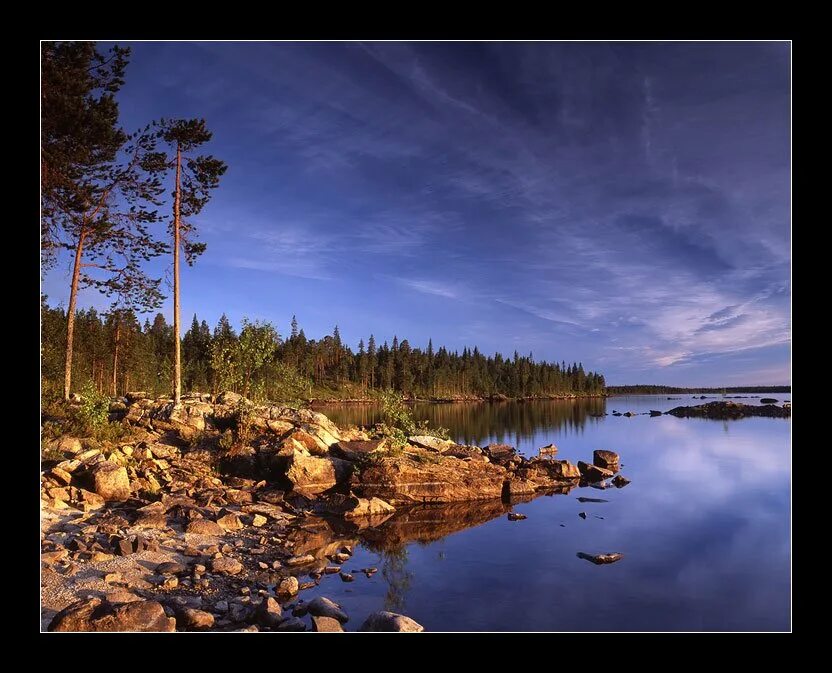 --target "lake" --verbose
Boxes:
[295,394,791,631]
